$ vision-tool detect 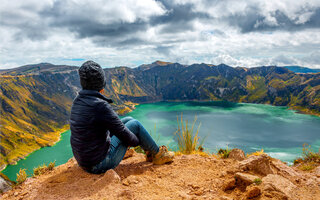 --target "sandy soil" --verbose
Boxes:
[1,151,320,200]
